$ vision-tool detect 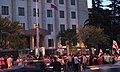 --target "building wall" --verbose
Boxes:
[0,0,88,49]
[0,0,12,20]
